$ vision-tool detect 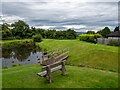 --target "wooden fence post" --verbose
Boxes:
[61,61,66,76]
[46,65,51,83]
[42,51,44,63]
[67,48,69,56]
[53,52,55,63]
